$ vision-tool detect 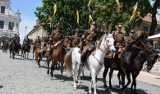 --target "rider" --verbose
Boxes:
[71,29,80,47]
[13,34,20,44]
[113,23,125,68]
[125,29,136,45]
[81,21,98,62]
[50,23,62,47]
[23,36,30,45]
[34,36,41,48]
